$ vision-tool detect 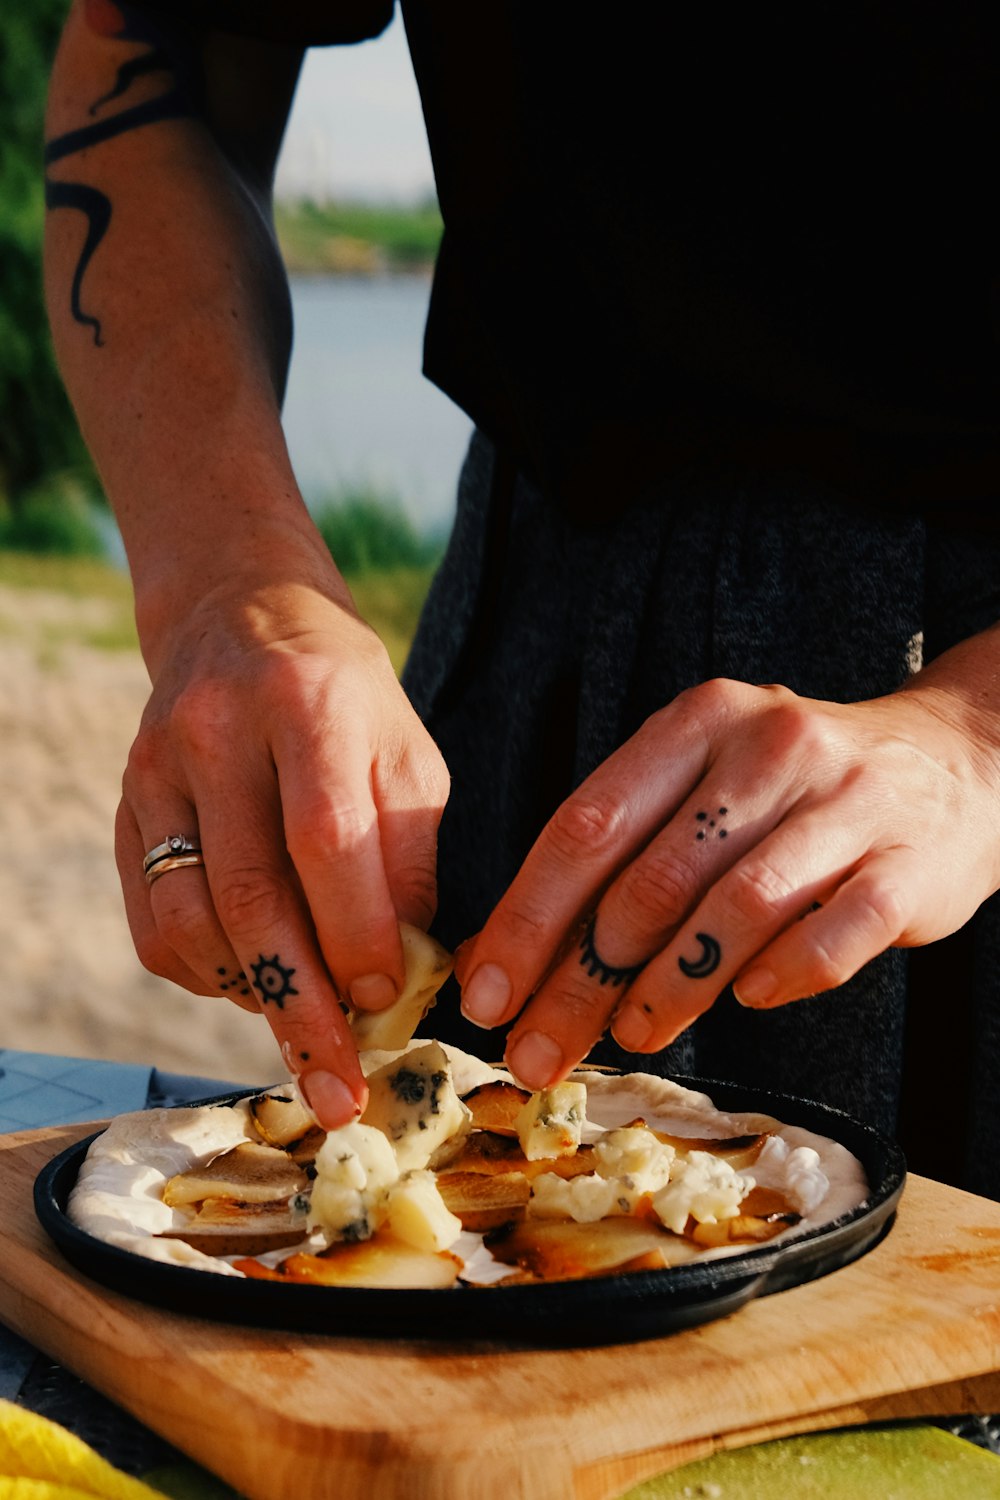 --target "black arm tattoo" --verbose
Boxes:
[42,180,112,346]
[44,4,199,346]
